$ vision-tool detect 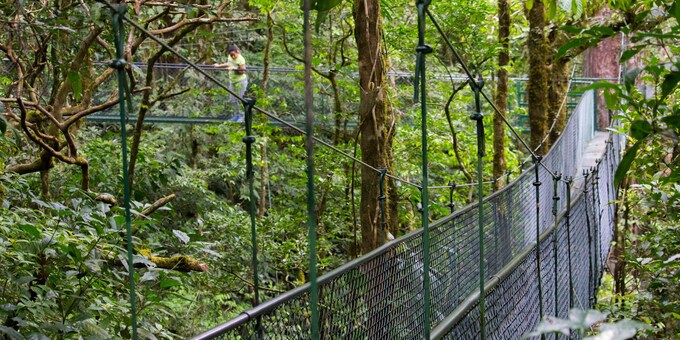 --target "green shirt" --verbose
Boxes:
[227,54,247,82]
